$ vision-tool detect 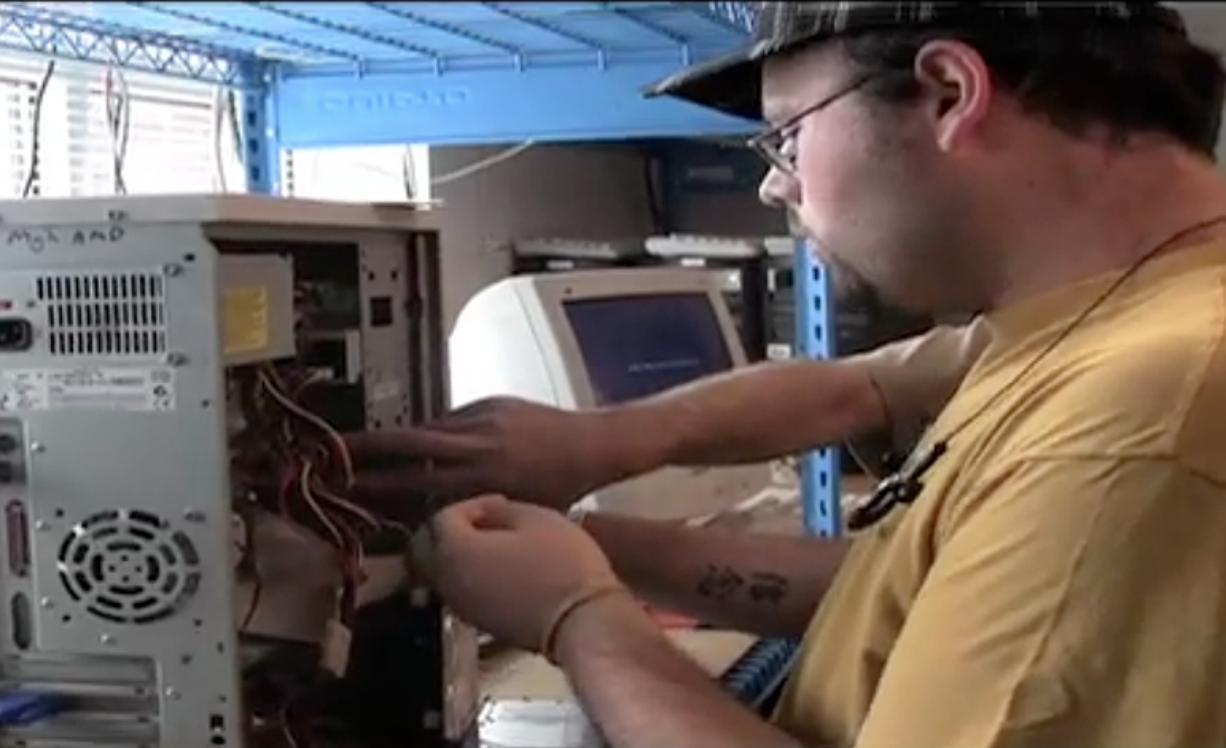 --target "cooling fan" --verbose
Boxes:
[56,508,202,625]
